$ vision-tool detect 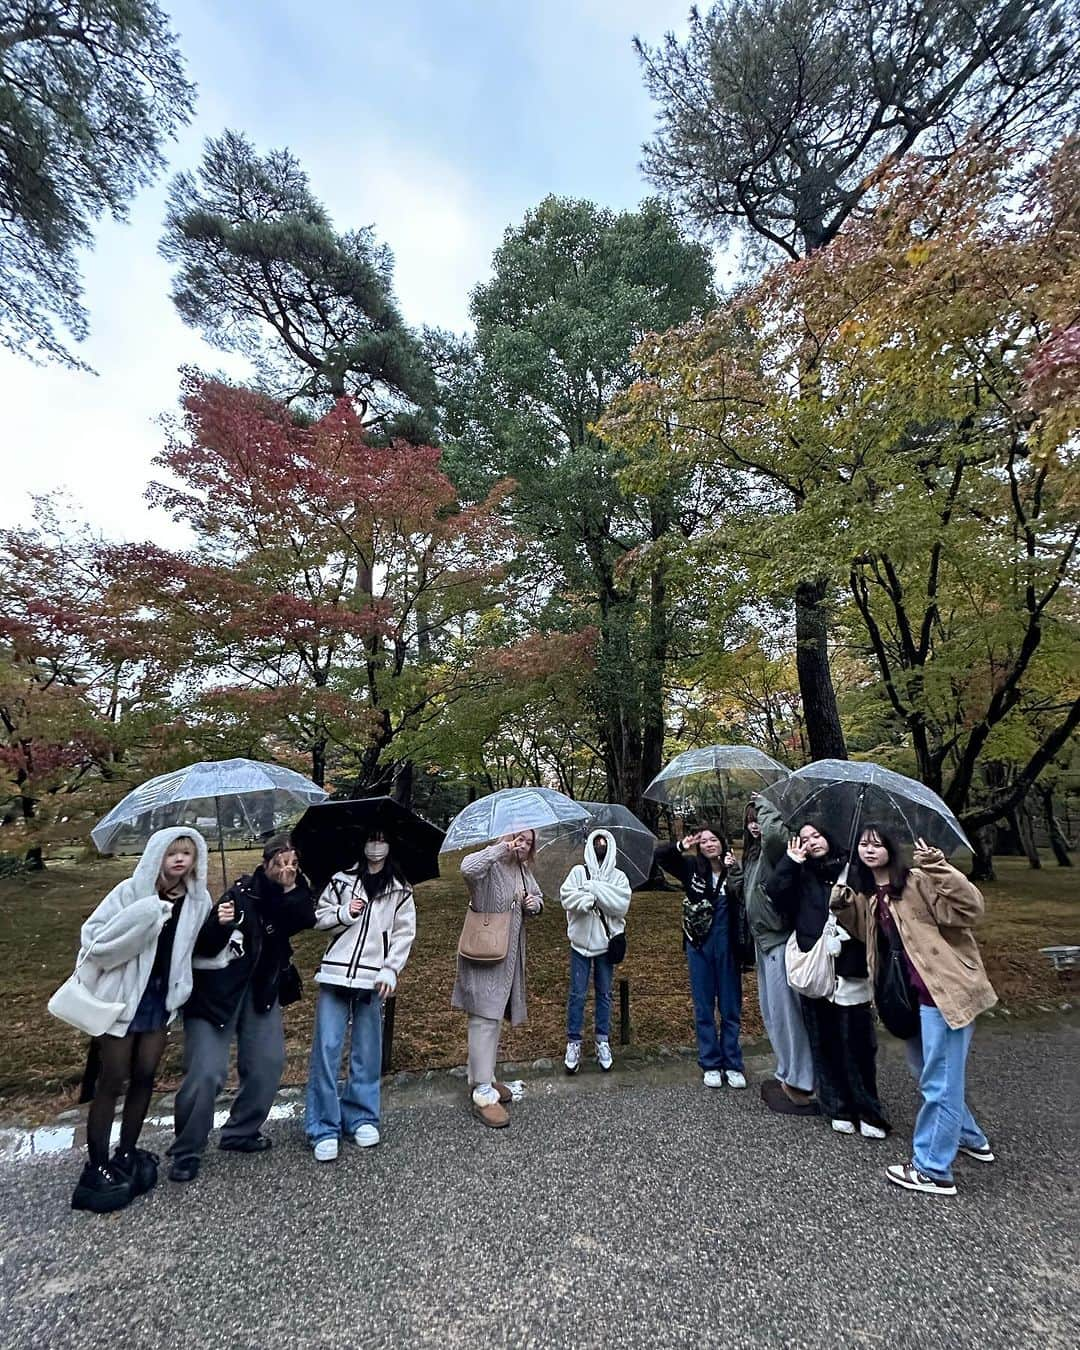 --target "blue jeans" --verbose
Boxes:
[686,919,743,1071]
[566,948,613,1041]
[305,985,383,1143]
[905,1006,988,1181]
